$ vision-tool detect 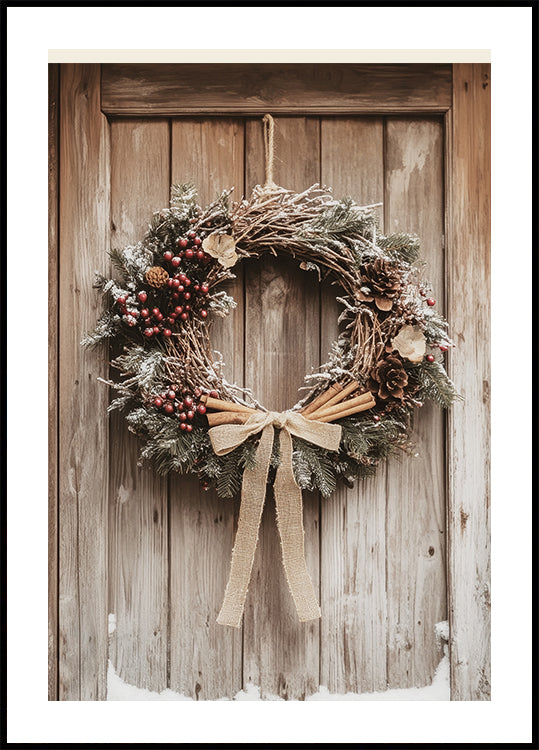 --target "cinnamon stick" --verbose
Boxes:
[312,379,361,413]
[200,395,257,415]
[309,391,374,421]
[316,398,376,423]
[206,411,250,427]
[300,382,343,416]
